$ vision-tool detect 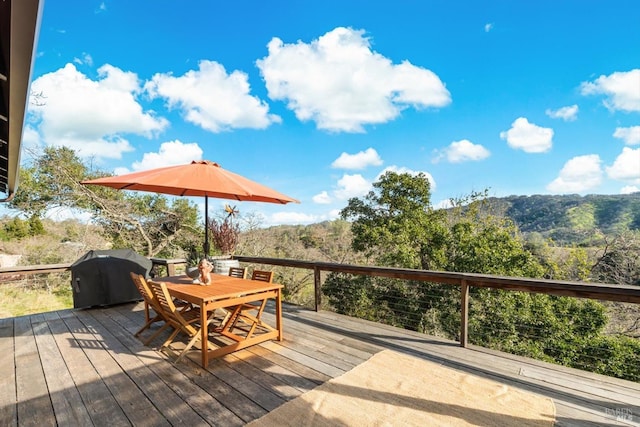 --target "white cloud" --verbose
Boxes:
[267,211,318,226]
[131,140,204,171]
[545,105,578,121]
[257,27,451,133]
[331,147,383,169]
[377,165,436,191]
[327,209,341,219]
[73,53,93,67]
[434,199,455,210]
[263,208,343,226]
[581,69,640,112]
[500,117,553,153]
[44,206,94,223]
[113,166,131,176]
[613,126,640,145]
[484,23,494,32]
[434,139,490,163]
[59,136,134,160]
[606,147,640,183]
[28,63,168,159]
[21,125,43,154]
[334,174,372,200]
[145,60,280,133]
[620,185,640,194]
[312,191,332,204]
[326,165,436,204]
[546,154,602,193]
